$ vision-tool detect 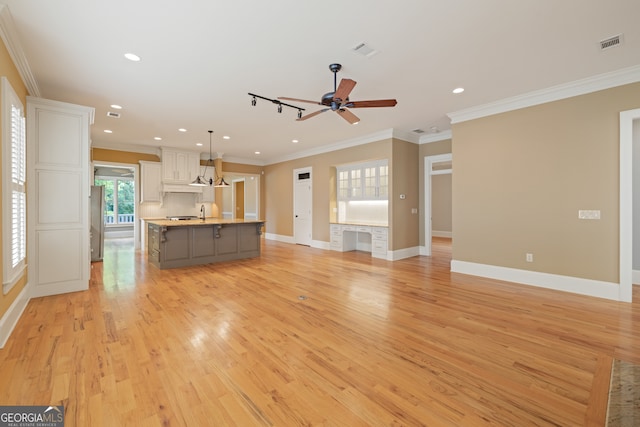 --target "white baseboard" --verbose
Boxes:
[311,240,331,250]
[0,283,30,348]
[388,246,421,261]
[432,231,452,238]
[451,260,622,301]
[633,269,640,285]
[265,233,294,244]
